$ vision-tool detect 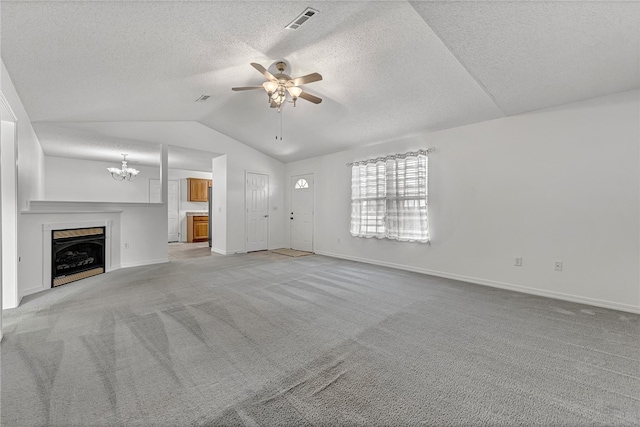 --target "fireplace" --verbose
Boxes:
[51,227,105,287]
